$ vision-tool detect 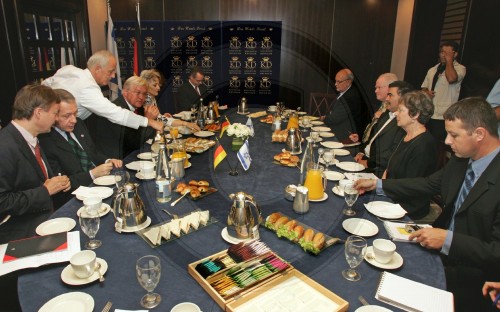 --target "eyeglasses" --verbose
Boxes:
[335,79,350,84]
